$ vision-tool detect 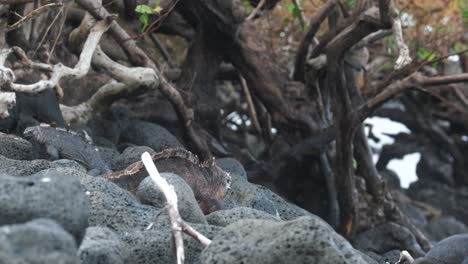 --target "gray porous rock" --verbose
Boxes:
[72,168,162,231]
[413,234,468,264]
[0,219,79,264]
[424,216,468,242]
[119,120,182,152]
[206,207,280,227]
[353,222,425,257]
[218,157,309,219]
[121,223,221,264]
[216,157,247,180]
[0,154,51,175]
[0,132,33,160]
[201,216,371,264]
[136,173,207,224]
[113,146,156,171]
[0,169,89,243]
[78,226,129,264]
[50,159,87,172]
